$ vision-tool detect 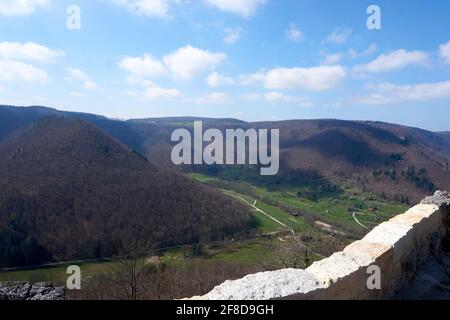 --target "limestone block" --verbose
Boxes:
[364,221,413,264]
[305,252,368,300]
[343,240,393,299]
[363,221,416,292]
[205,269,323,300]
[390,204,441,264]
